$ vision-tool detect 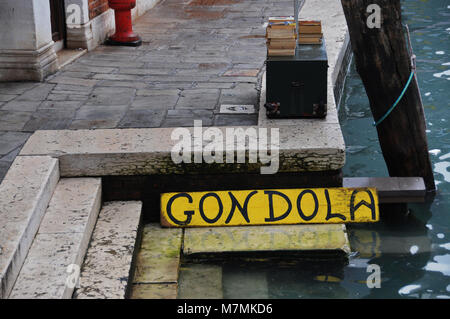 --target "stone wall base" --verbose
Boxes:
[0,42,58,82]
